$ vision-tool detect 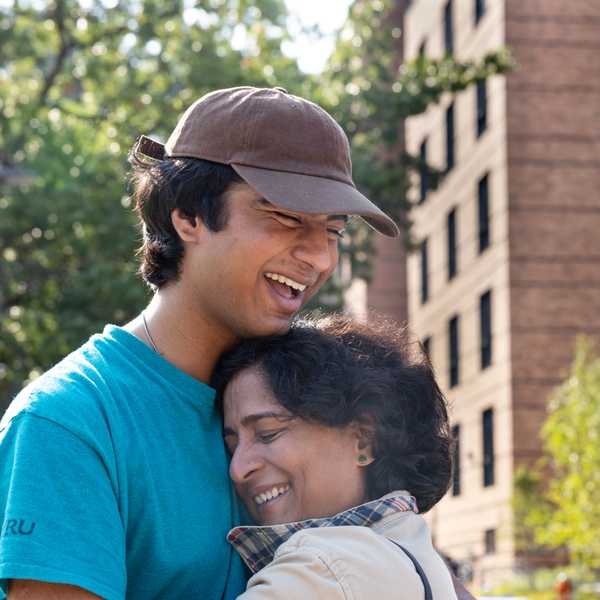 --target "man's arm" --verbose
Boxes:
[0,414,126,600]
[9,580,101,599]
